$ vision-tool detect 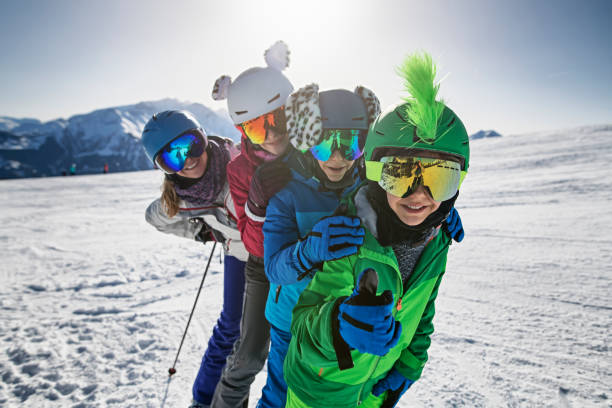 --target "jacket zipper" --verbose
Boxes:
[274,285,282,303]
